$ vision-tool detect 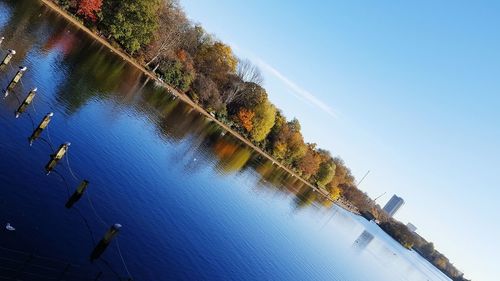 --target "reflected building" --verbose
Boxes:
[382,195,404,217]
[353,230,374,251]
